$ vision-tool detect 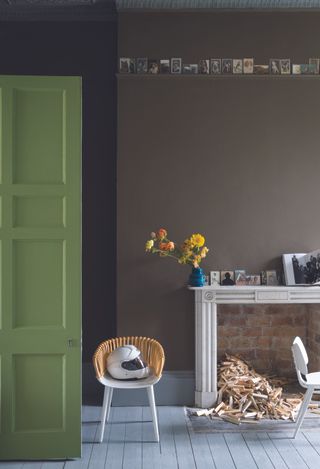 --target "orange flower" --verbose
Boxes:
[157,228,167,240]
[159,242,173,251]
